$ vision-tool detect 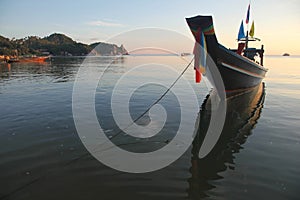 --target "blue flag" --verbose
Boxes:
[238,20,245,41]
